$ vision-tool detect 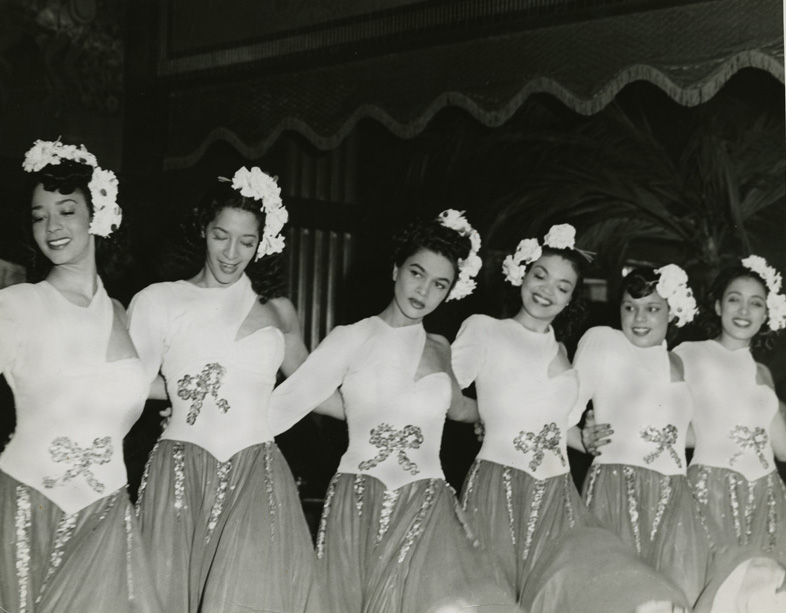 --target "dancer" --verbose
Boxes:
[573,265,710,603]
[673,257,786,562]
[128,167,317,613]
[269,210,519,613]
[451,223,595,599]
[0,140,161,612]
